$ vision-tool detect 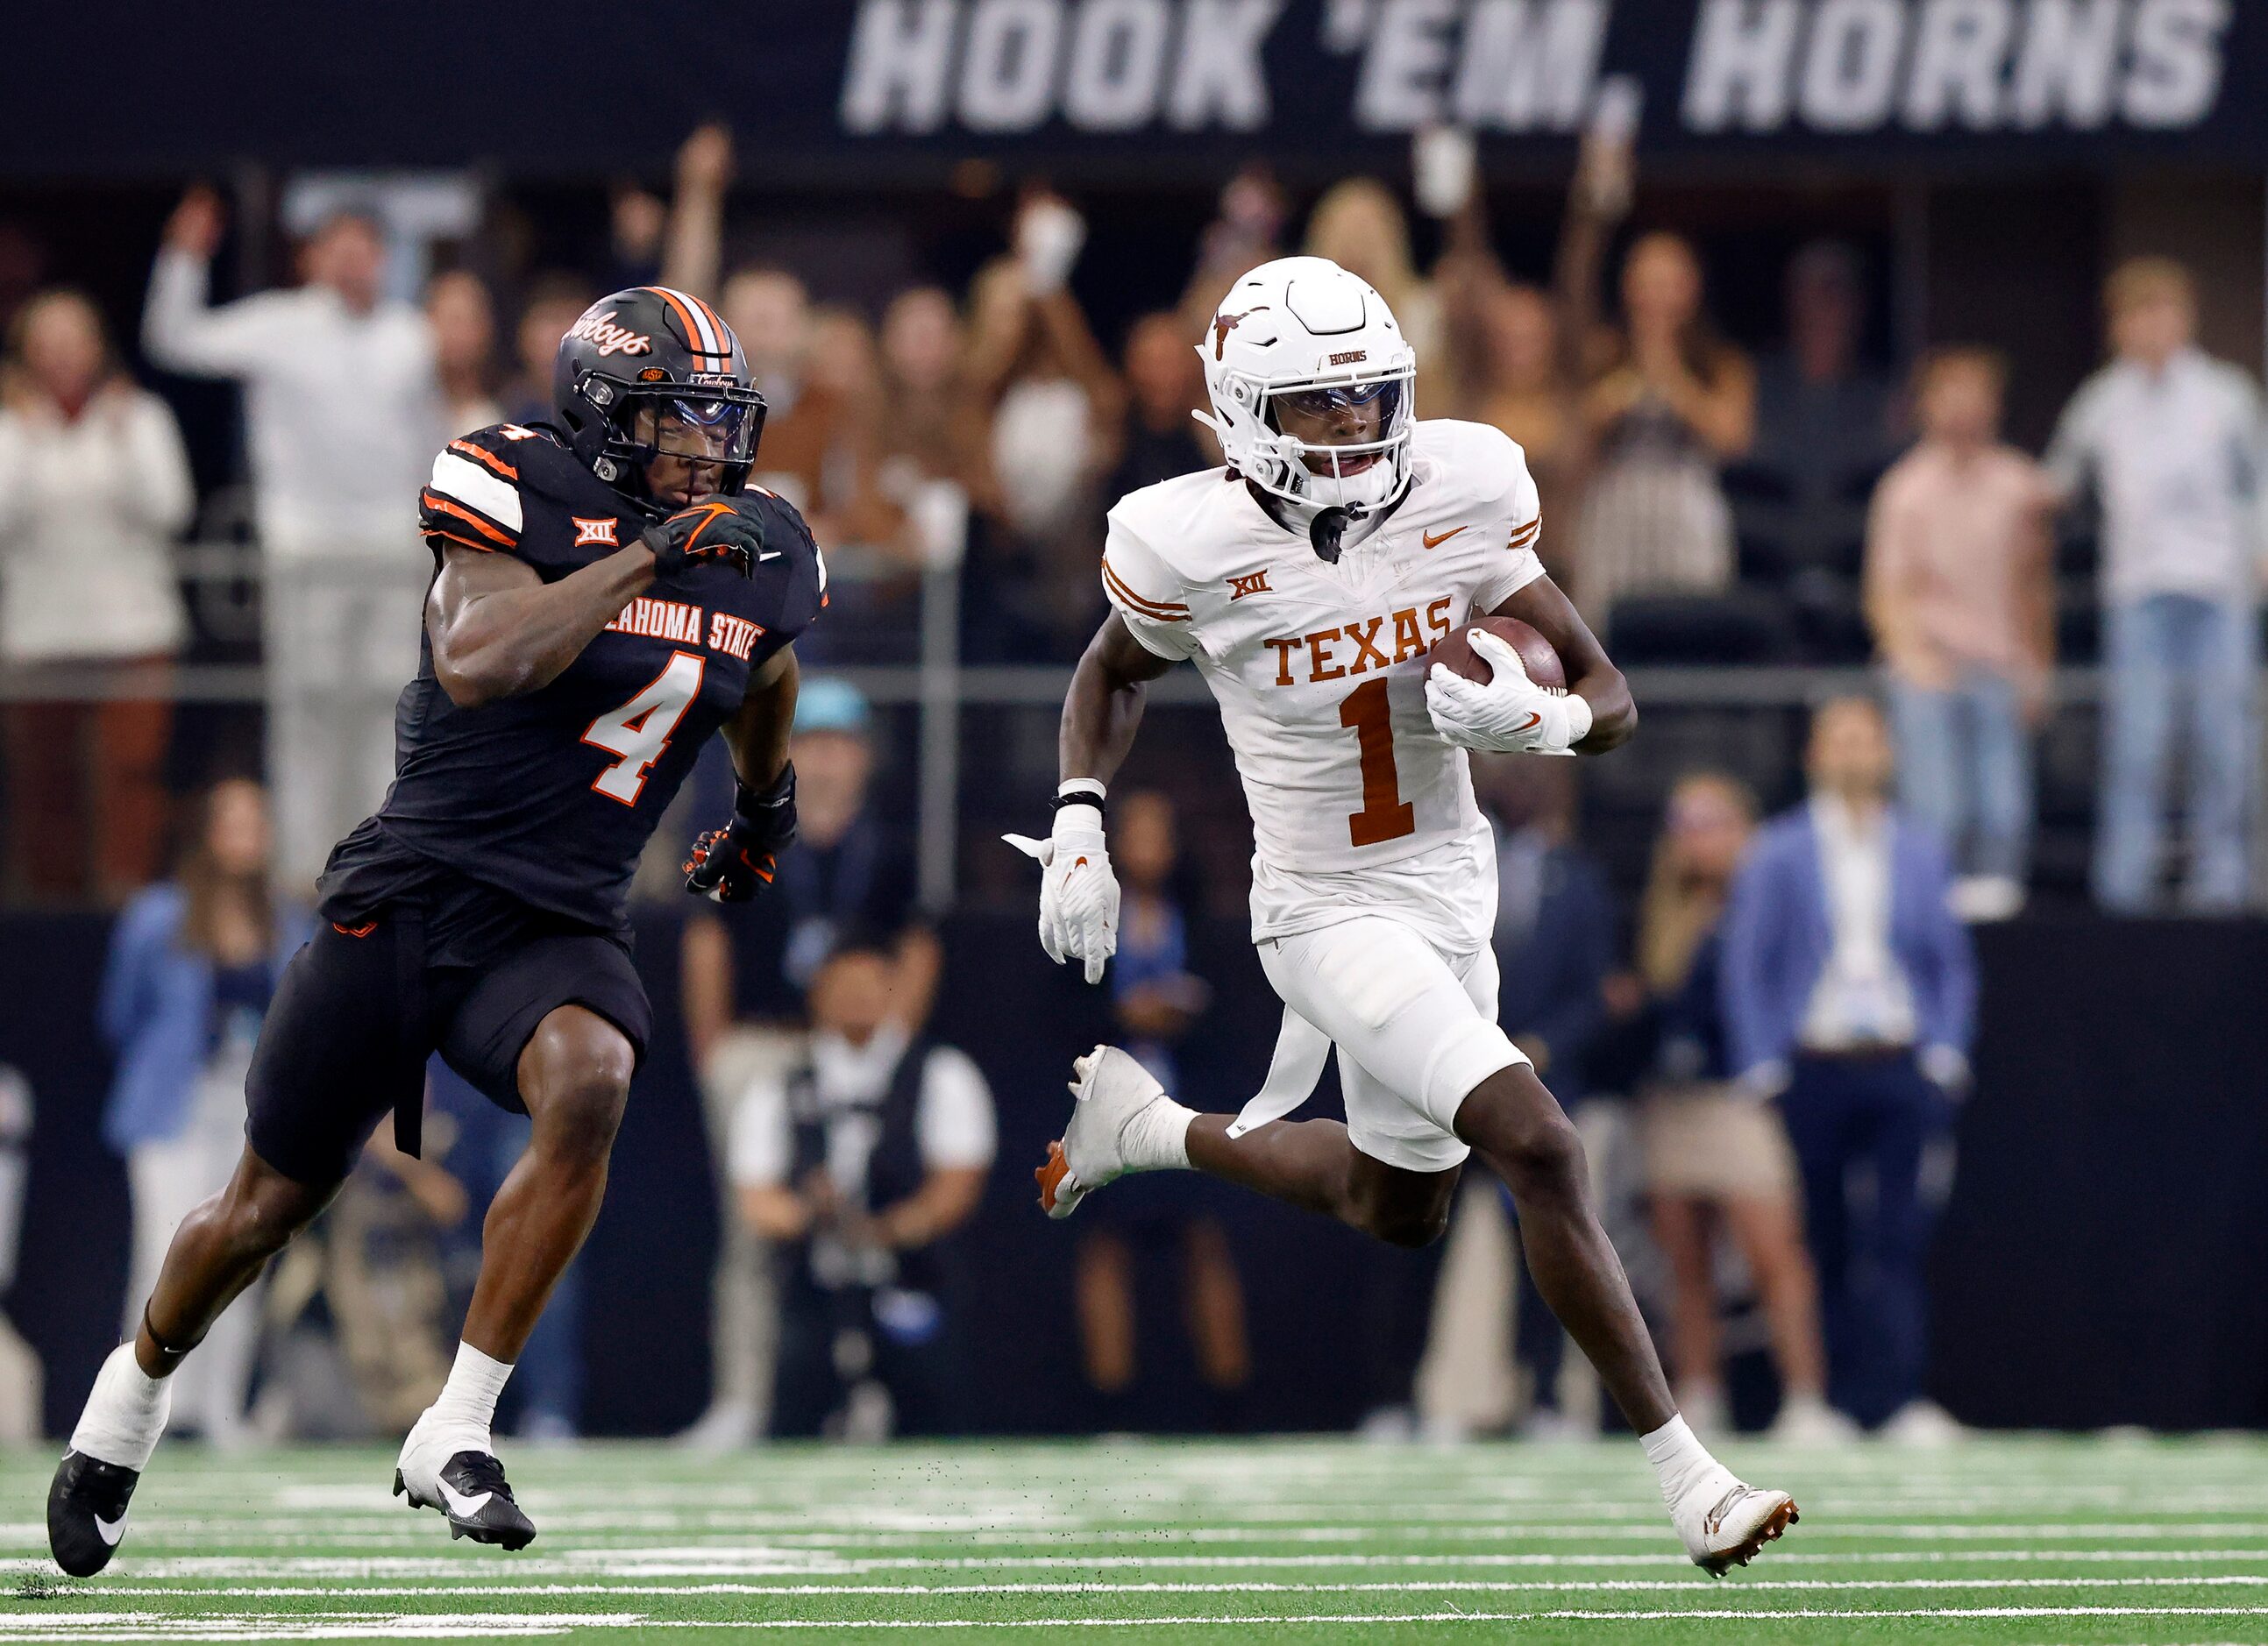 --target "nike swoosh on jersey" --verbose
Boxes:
[1422,525,1468,549]
[757,550,783,561]
[94,1513,127,1546]
[438,1481,494,1519]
